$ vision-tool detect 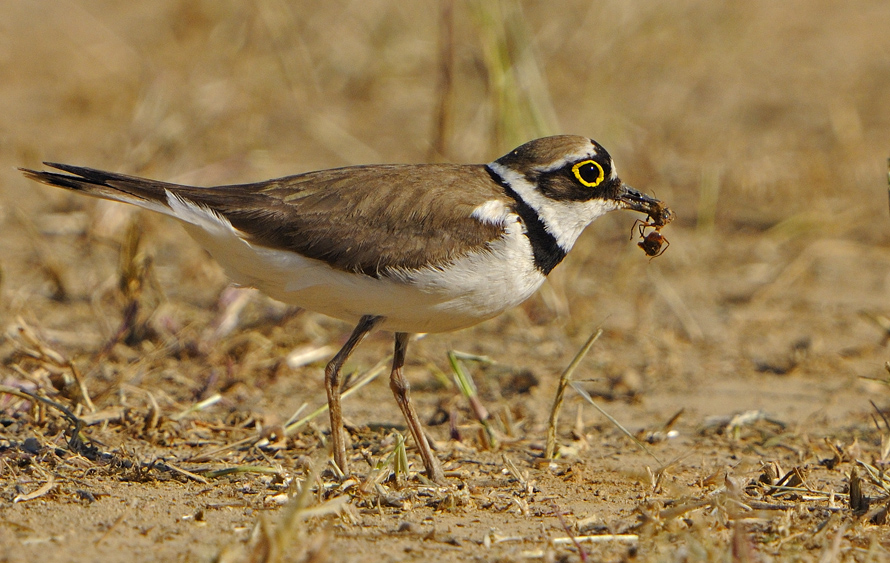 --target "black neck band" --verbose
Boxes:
[485,165,566,275]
